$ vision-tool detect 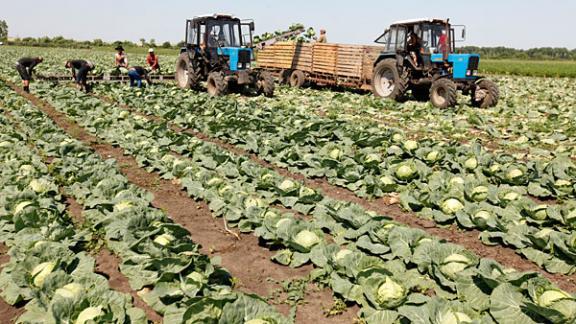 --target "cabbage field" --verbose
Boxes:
[1,46,576,324]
